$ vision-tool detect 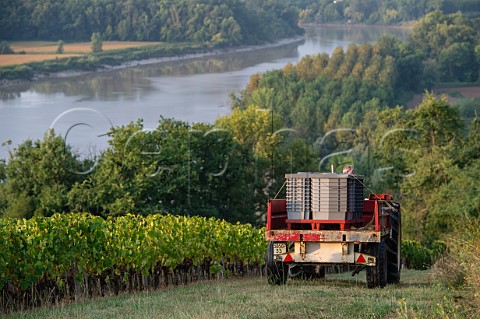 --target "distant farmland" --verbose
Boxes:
[0,41,161,66]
